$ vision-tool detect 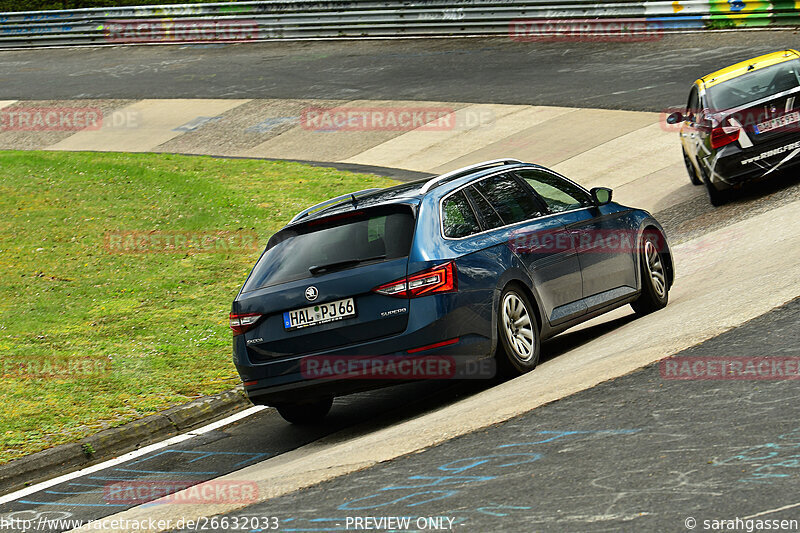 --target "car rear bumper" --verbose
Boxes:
[241,340,492,405]
[708,135,800,189]
[233,296,494,405]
